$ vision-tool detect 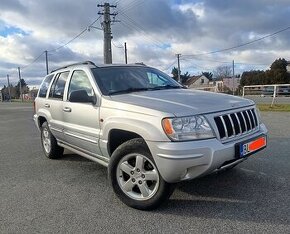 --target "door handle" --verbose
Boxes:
[44,104,50,108]
[63,107,72,112]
